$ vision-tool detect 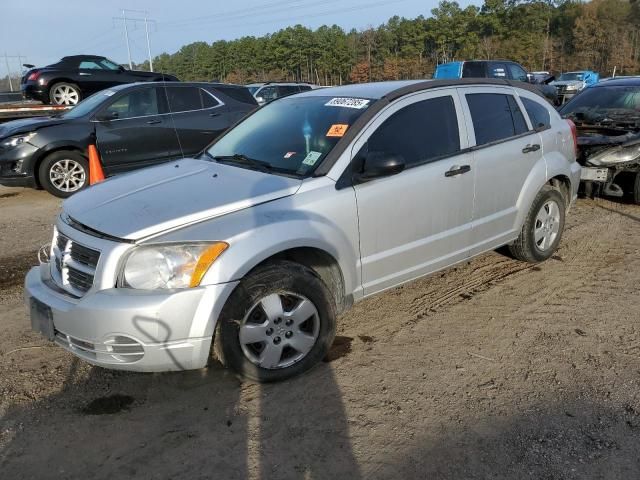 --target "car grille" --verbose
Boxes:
[51,230,101,296]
